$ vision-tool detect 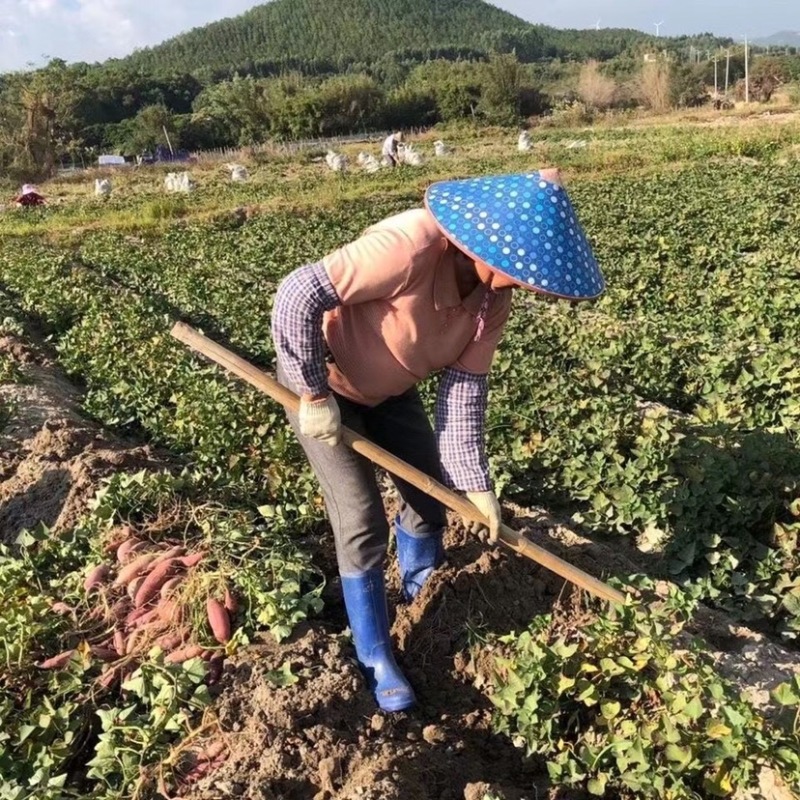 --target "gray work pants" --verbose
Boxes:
[277,361,447,577]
